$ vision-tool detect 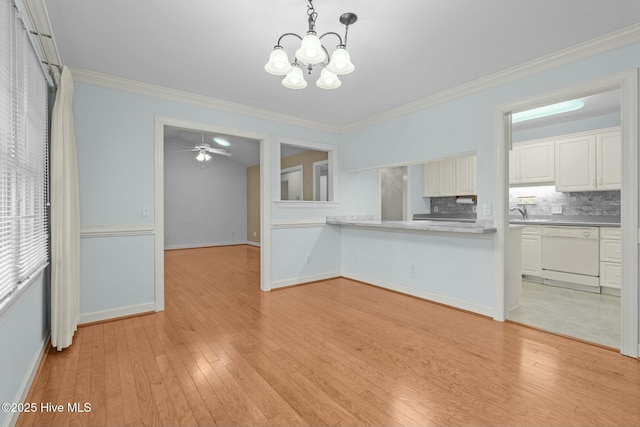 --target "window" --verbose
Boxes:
[0,0,49,305]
